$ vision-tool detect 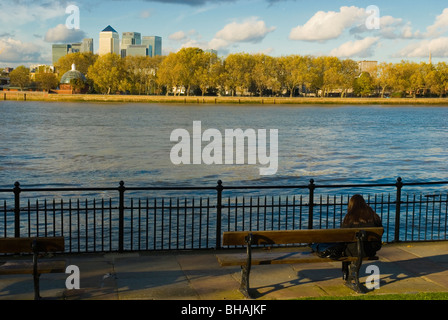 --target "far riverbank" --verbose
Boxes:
[3,91,448,105]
